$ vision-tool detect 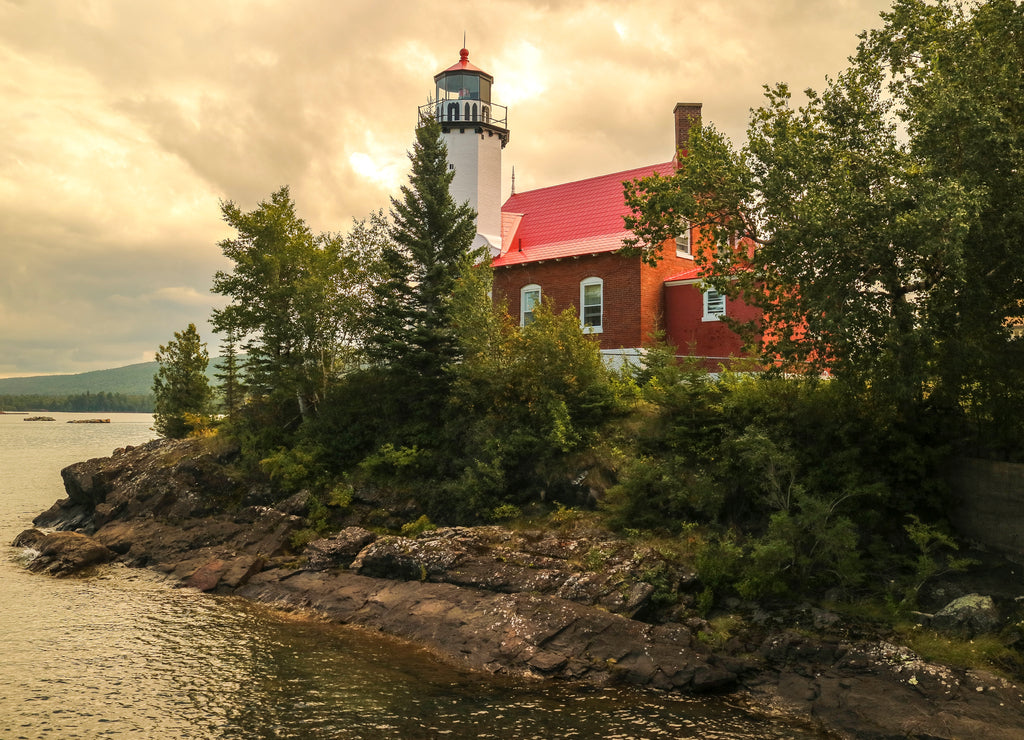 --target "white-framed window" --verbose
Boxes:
[520,284,541,326]
[675,219,692,258]
[580,277,603,333]
[703,286,726,321]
